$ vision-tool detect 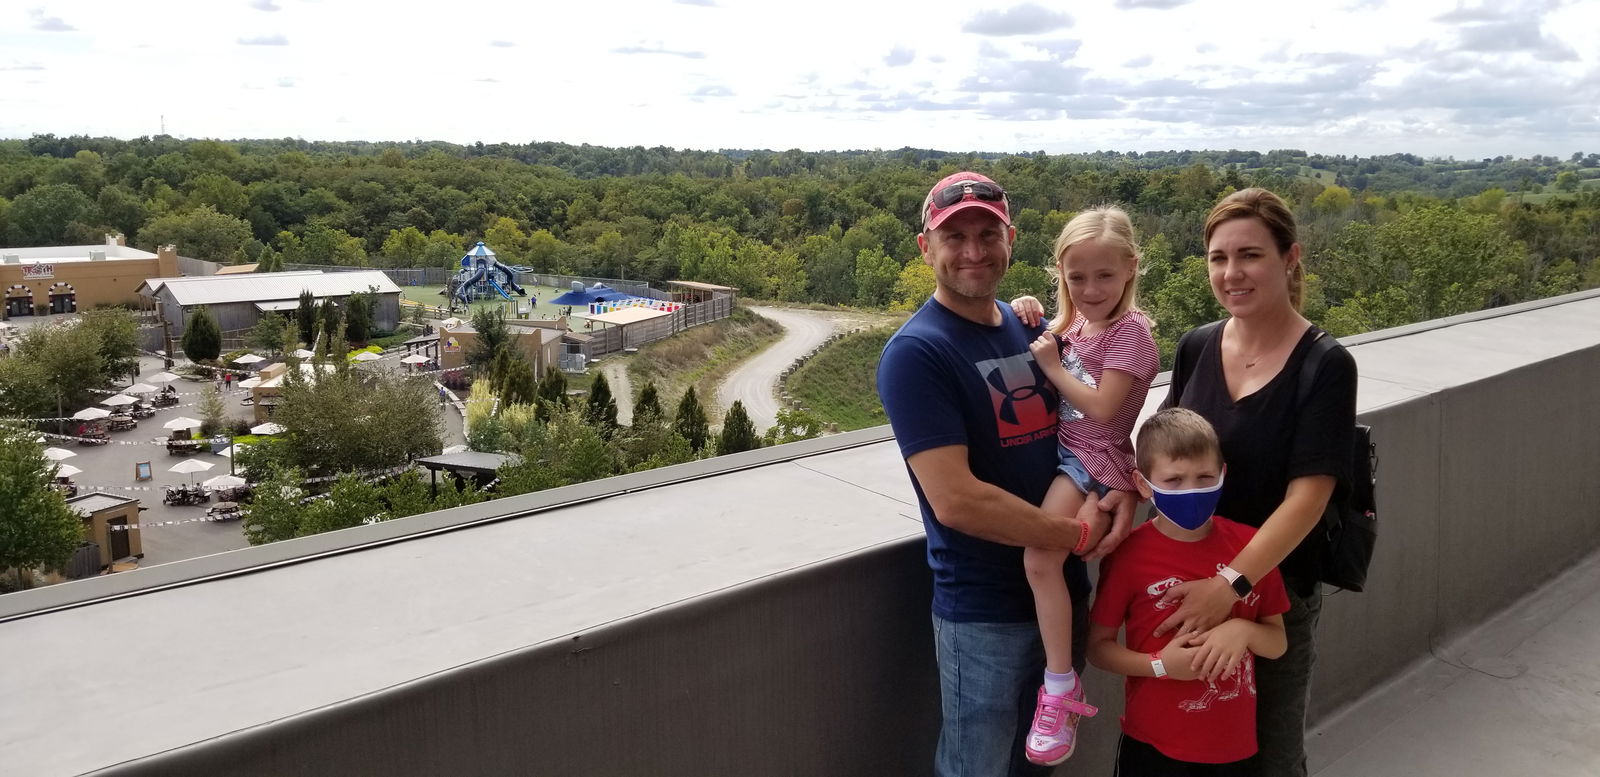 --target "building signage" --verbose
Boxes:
[443,336,461,353]
[22,262,54,280]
